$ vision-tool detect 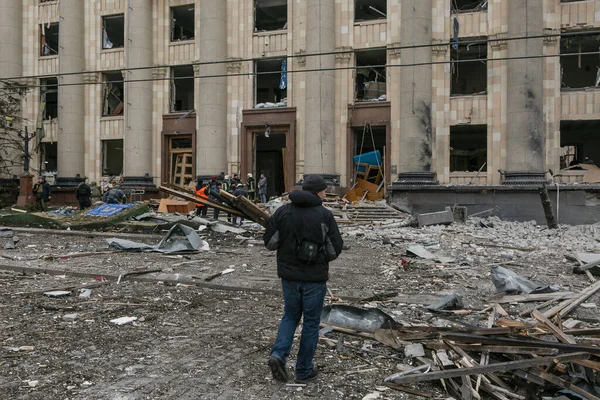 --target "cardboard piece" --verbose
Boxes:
[157,199,196,214]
